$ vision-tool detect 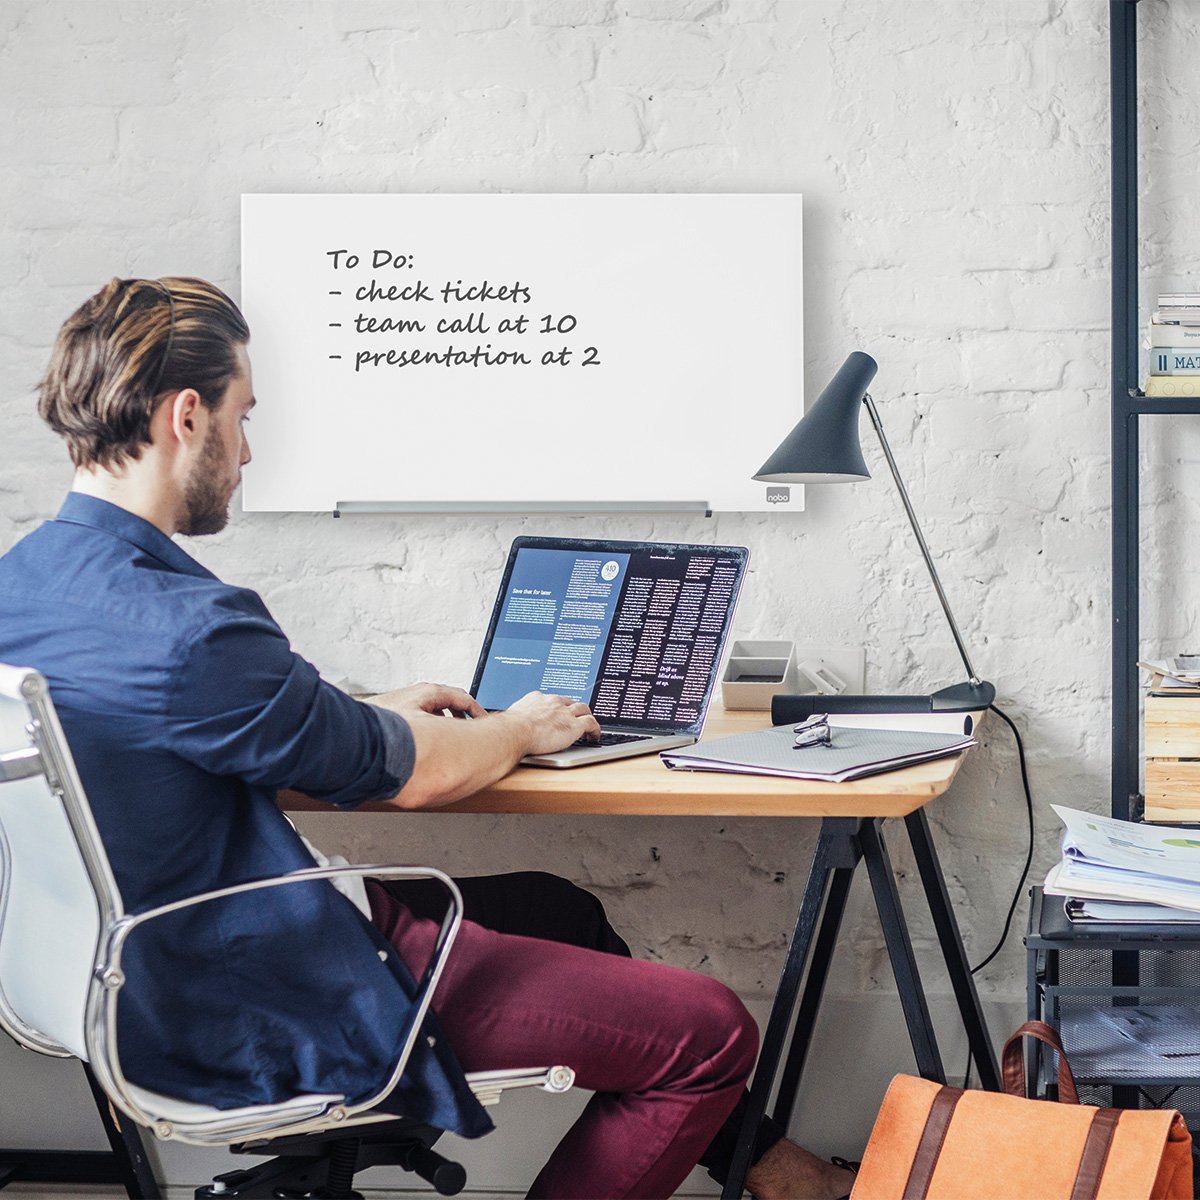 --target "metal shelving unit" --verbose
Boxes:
[1111,0,1200,824]
[1023,7,1200,1155]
